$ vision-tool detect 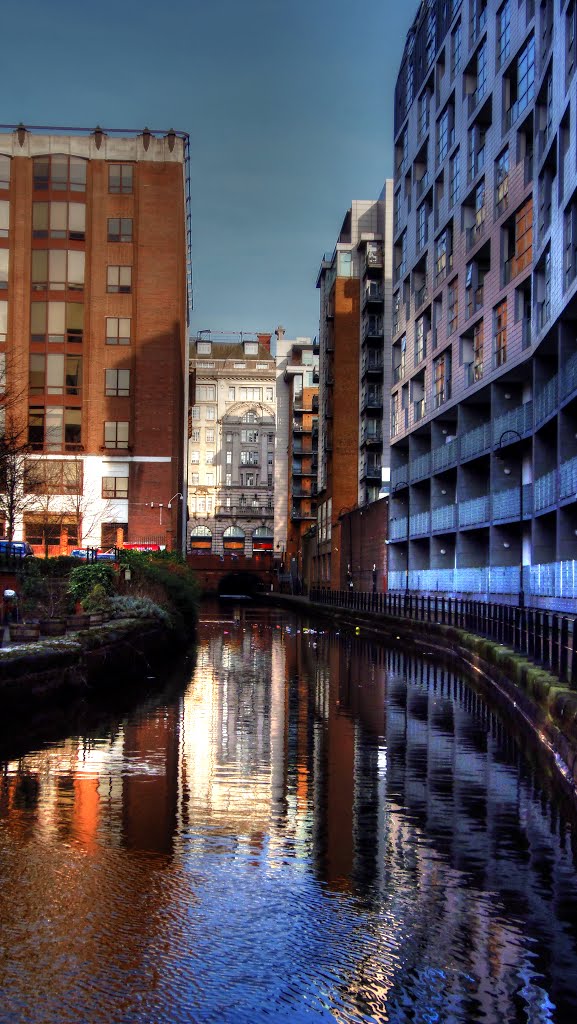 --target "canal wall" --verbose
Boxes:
[268,594,577,802]
[0,618,184,714]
